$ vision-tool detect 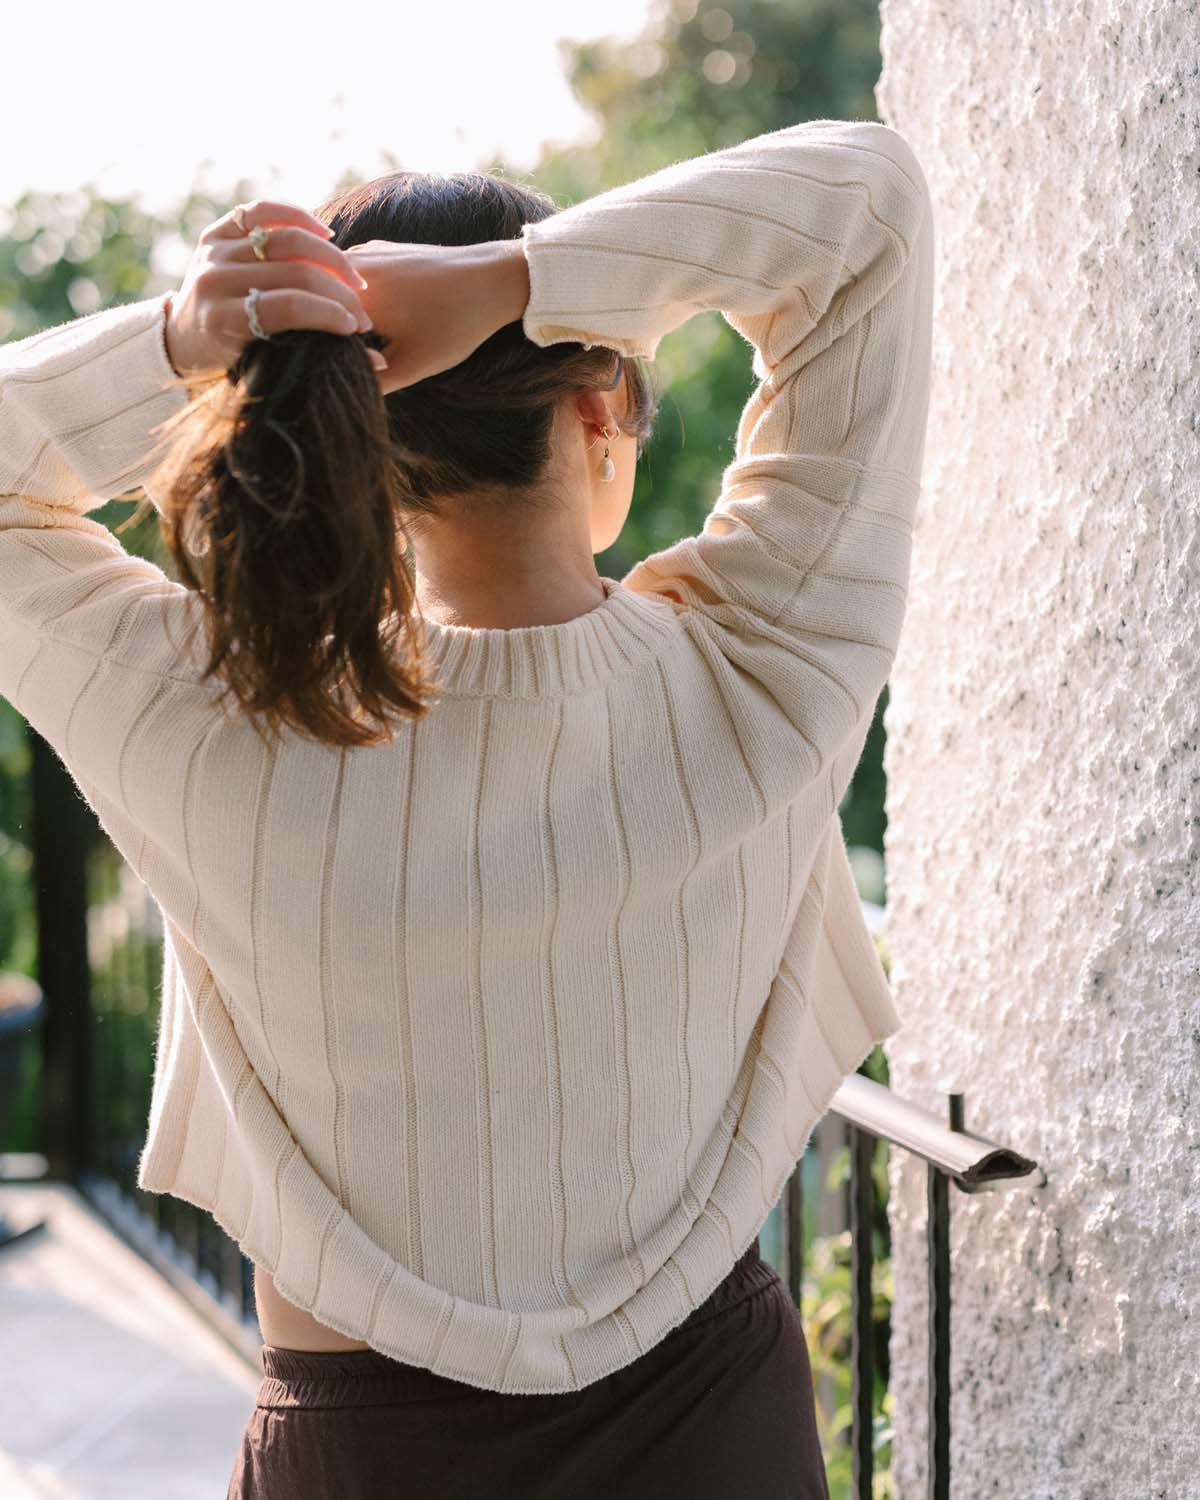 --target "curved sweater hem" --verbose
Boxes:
[138,993,892,1397]
[137,823,899,1396]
